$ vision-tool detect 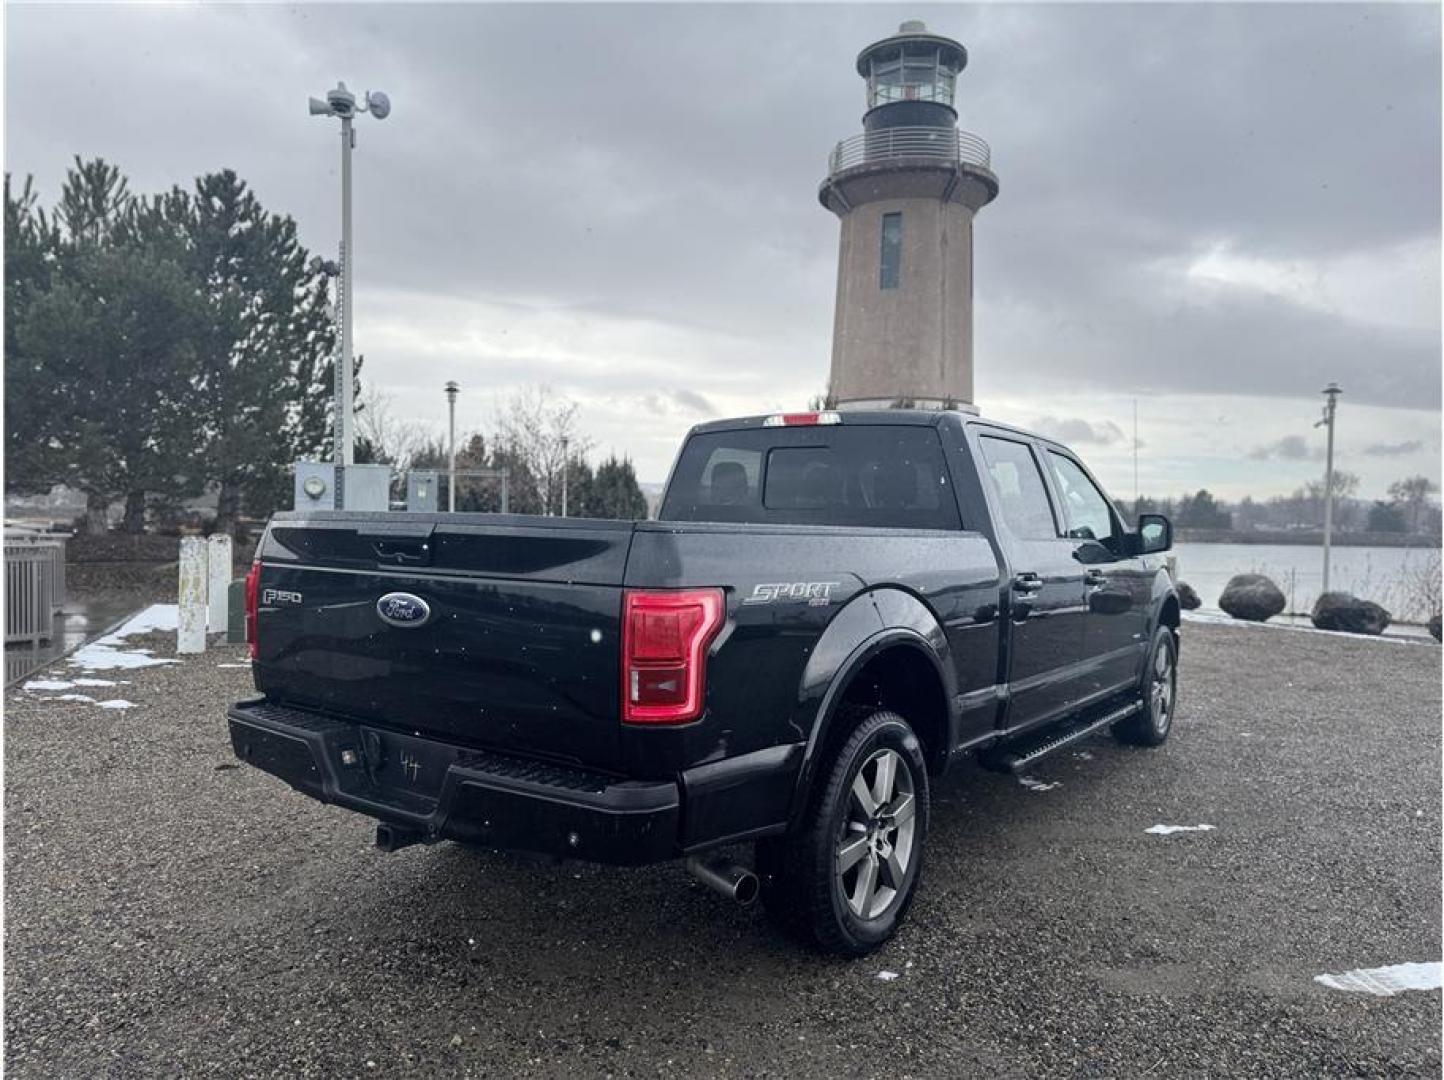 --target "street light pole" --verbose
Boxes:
[445,381,459,512]
[1315,382,1343,595]
[560,436,570,518]
[339,112,353,469]
[309,81,390,506]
